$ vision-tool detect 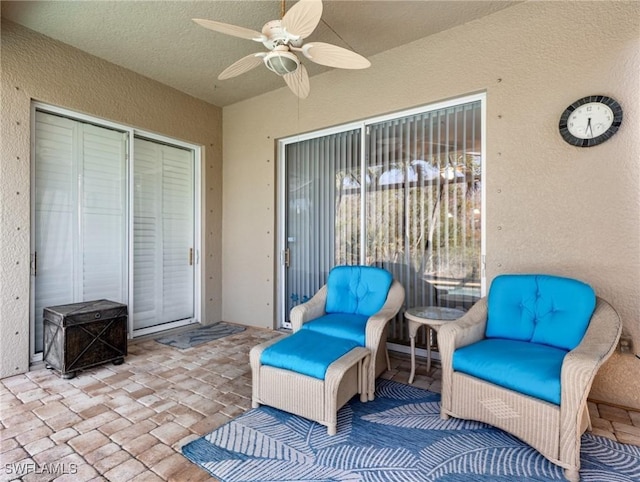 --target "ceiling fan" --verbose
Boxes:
[192,0,371,99]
